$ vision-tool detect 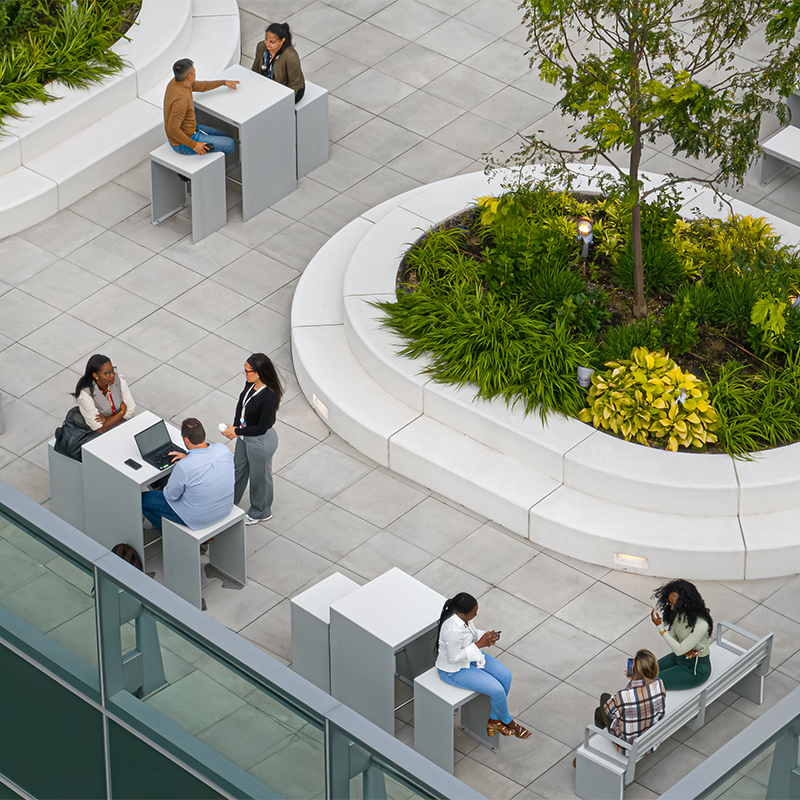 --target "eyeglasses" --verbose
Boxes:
[99,367,116,377]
